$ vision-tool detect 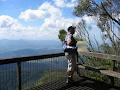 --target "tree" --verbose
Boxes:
[74,0,120,26]
[74,0,120,55]
[58,29,67,43]
[76,20,95,51]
